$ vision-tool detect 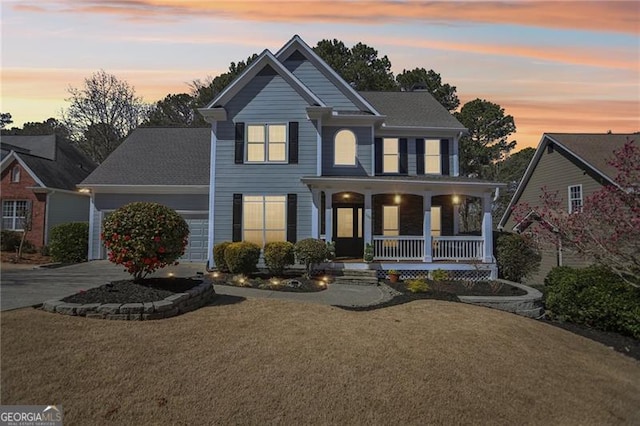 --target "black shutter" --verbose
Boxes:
[416,138,425,175]
[234,122,245,164]
[232,194,242,242]
[374,138,382,175]
[287,194,297,243]
[399,138,408,175]
[288,122,298,164]
[440,139,450,176]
